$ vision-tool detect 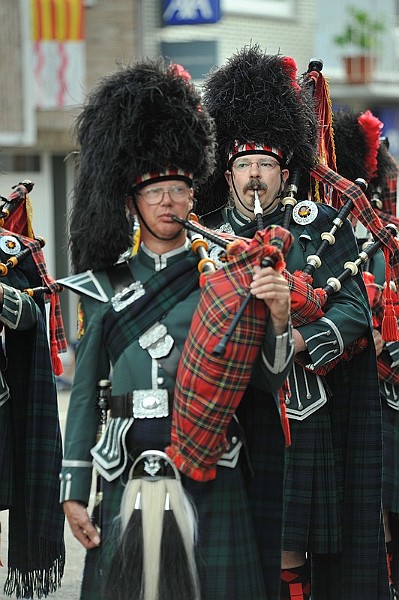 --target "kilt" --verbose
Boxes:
[382,401,399,513]
[282,404,342,554]
[283,344,389,599]
[0,400,14,509]
[80,406,284,600]
[236,386,285,600]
